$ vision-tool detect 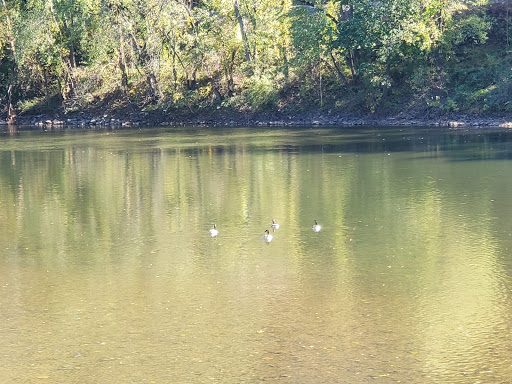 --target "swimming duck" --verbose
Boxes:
[264,229,273,243]
[209,224,218,237]
[312,220,321,232]
[271,218,280,231]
